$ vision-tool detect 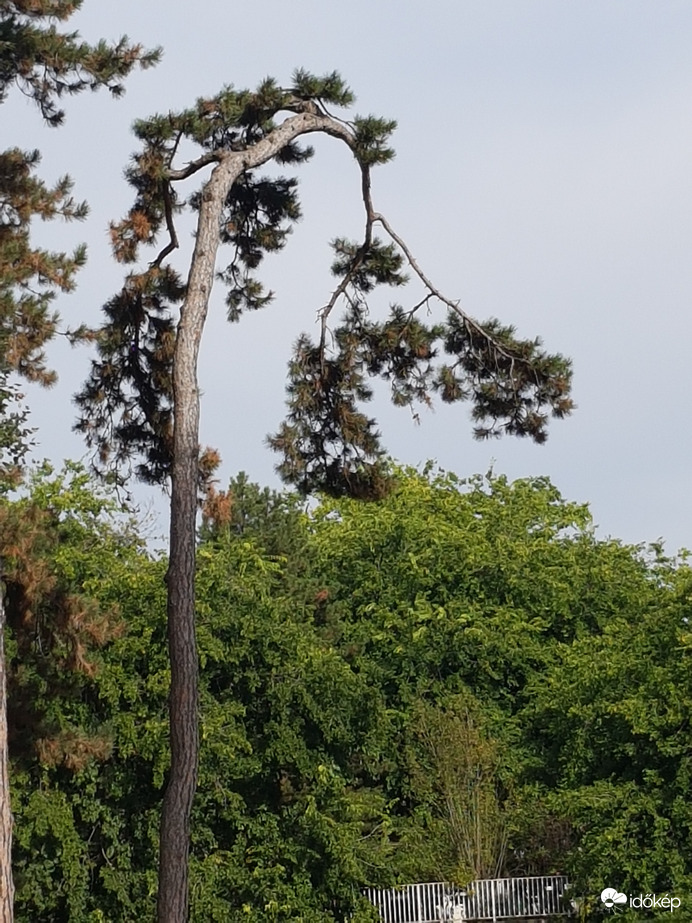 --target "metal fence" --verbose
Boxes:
[363,876,571,922]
